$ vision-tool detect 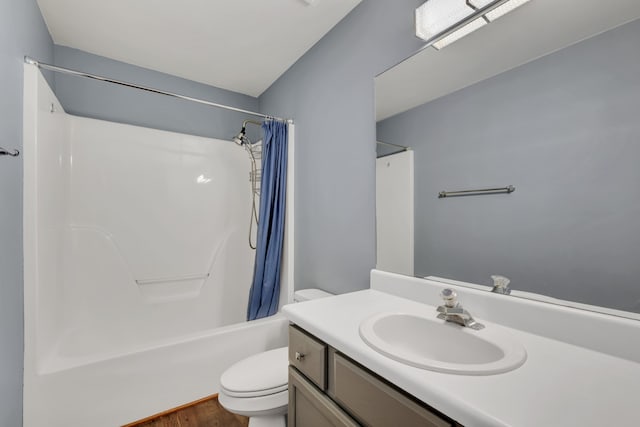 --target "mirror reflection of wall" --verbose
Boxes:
[376,147,414,277]
[376,16,640,315]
